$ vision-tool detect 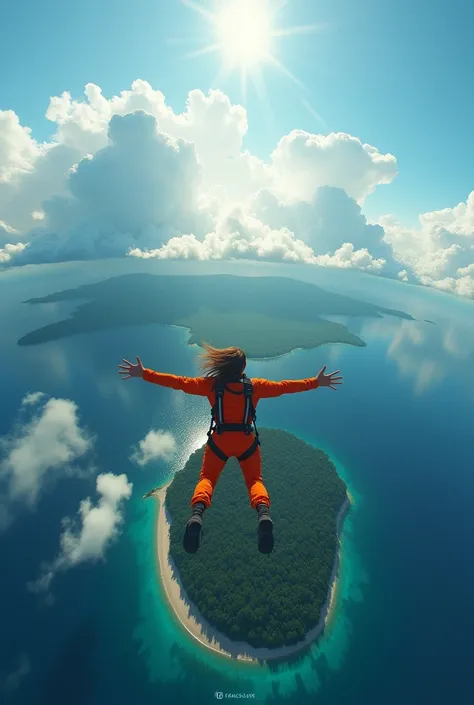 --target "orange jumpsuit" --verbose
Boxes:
[142,369,319,509]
